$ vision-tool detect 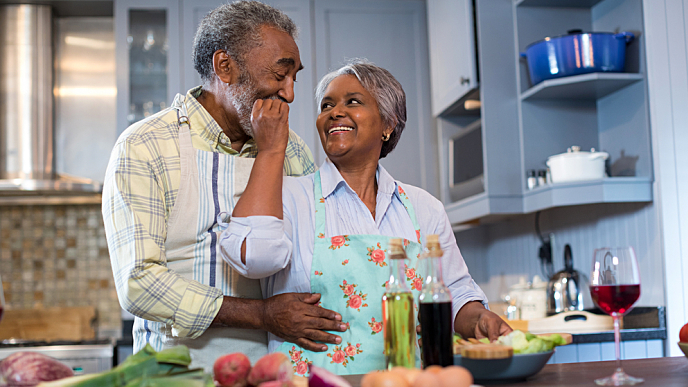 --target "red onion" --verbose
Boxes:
[308,366,351,387]
[0,352,73,386]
